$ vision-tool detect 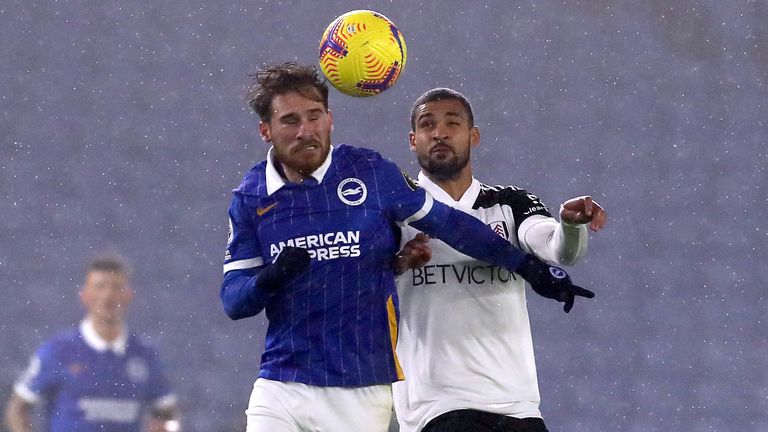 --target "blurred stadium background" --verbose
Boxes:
[1,1,766,431]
